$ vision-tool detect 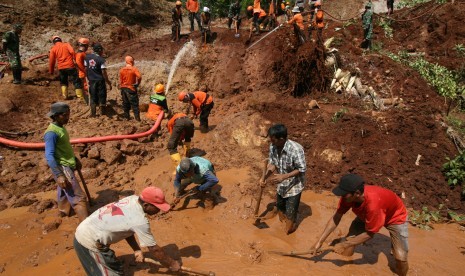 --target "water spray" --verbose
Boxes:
[165,40,197,94]
[247,24,283,50]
